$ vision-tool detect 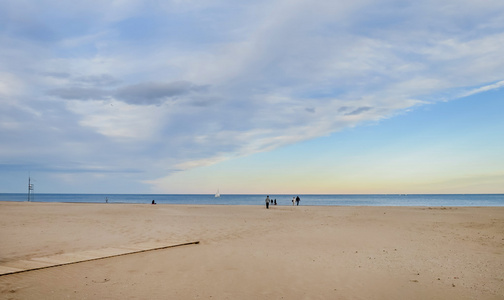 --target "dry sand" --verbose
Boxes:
[0,201,503,300]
